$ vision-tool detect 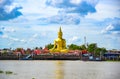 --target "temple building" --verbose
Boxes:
[50,27,68,53]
